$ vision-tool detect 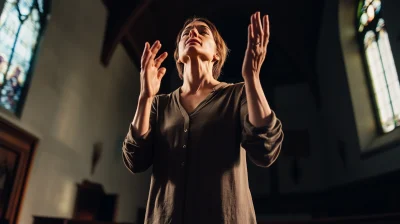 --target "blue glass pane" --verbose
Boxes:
[372,0,381,13]
[5,0,17,4]
[1,64,24,111]
[18,0,34,16]
[0,0,42,114]
[38,0,44,13]
[0,2,20,86]
[359,0,381,26]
